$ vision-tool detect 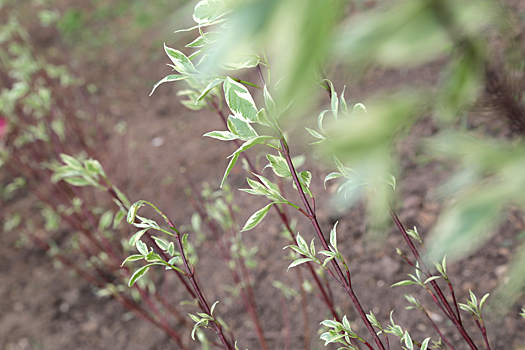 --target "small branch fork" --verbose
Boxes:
[165,214,234,350]
[280,139,384,350]
[390,210,480,350]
